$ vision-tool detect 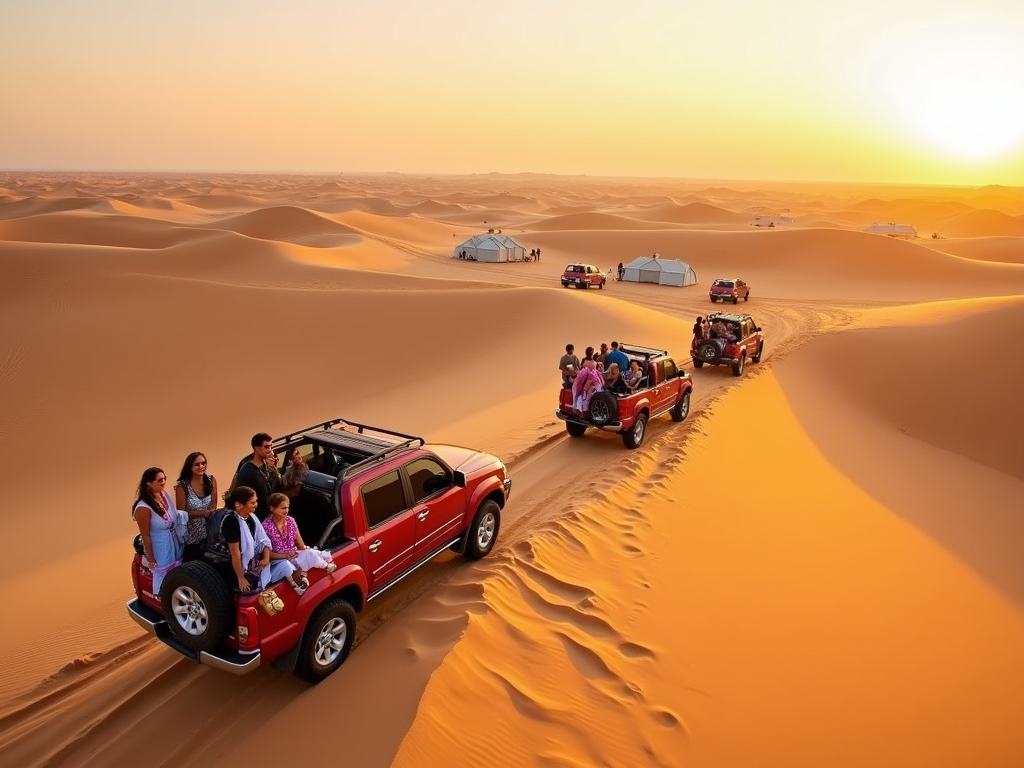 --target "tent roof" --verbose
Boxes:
[624,256,691,271]
[456,233,526,249]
